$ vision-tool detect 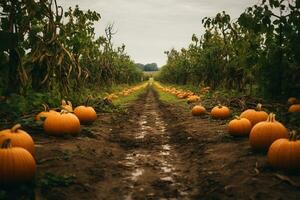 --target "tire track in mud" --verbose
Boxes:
[109,87,191,200]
